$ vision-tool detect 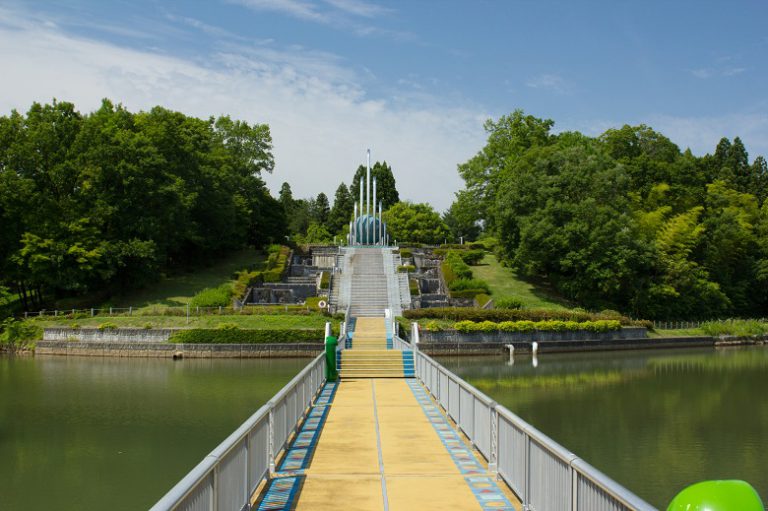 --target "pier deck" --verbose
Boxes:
[257,316,520,511]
